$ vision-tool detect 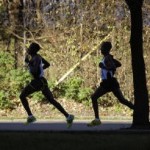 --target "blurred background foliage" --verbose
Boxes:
[0,0,149,111]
